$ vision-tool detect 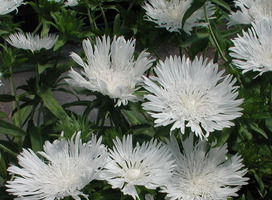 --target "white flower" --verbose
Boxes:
[6,32,59,52]
[142,55,243,139]
[142,0,215,34]
[0,0,24,15]
[229,19,272,75]
[100,135,175,200]
[6,132,108,200]
[228,0,272,26]
[162,134,249,200]
[67,35,154,106]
